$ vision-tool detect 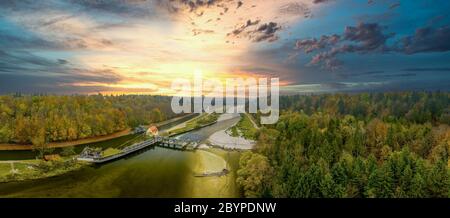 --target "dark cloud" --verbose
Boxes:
[237,1,243,9]
[313,0,333,4]
[164,0,229,13]
[295,34,340,53]
[394,26,450,54]
[373,73,416,78]
[41,14,77,27]
[342,23,392,51]
[0,30,58,50]
[227,20,283,43]
[0,19,115,52]
[0,0,47,11]
[192,28,215,36]
[0,50,61,68]
[294,23,450,70]
[403,67,450,72]
[228,19,260,37]
[295,22,394,69]
[251,22,282,42]
[339,70,385,78]
[0,72,123,94]
[0,49,122,92]
[0,0,158,22]
[389,2,400,9]
[57,59,69,65]
[70,0,154,17]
